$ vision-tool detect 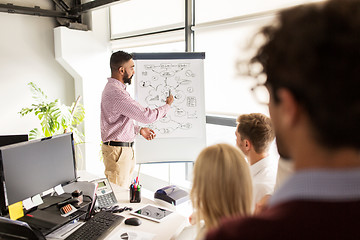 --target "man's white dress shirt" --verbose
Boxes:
[250,156,278,206]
